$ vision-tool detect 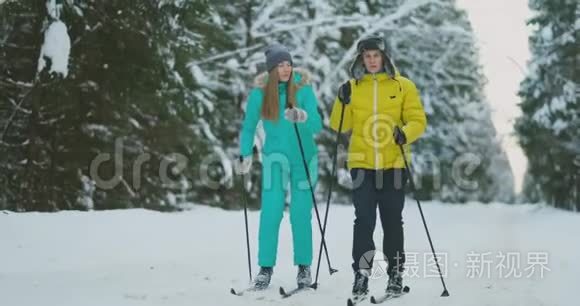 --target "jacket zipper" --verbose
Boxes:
[373,74,378,170]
